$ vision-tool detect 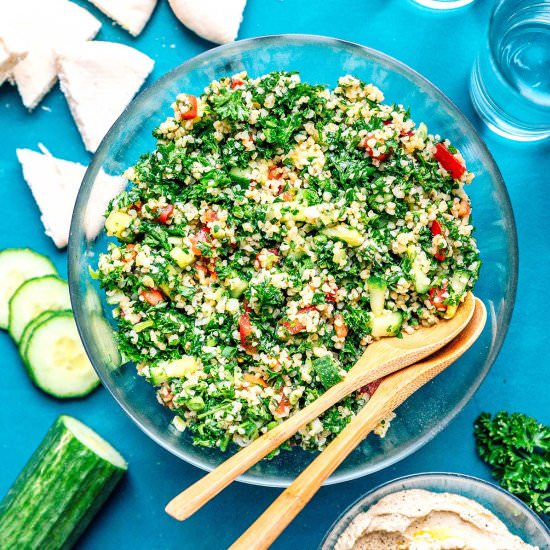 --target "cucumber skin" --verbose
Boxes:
[0,416,126,550]
[8,274,69,342]
[0,248,57,330]
[23,311,101,399]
